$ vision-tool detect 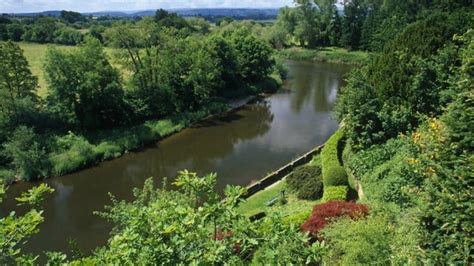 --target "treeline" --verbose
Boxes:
[328,2,473,264]
[0,9,213,45]
[0,10,279,183]
[265,0,472,51]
